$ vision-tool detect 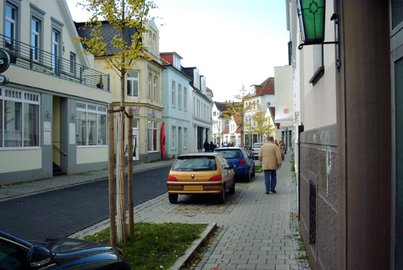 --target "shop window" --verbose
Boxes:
[76,102,107,146]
